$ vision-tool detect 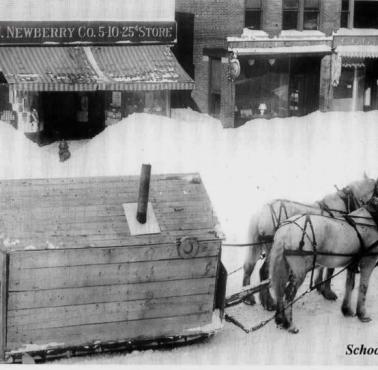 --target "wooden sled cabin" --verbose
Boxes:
[0,168,226,363]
